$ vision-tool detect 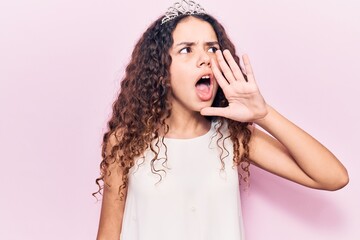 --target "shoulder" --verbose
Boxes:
[102,130,127,190]
[102,129,126,177]
[104,129,125,157]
